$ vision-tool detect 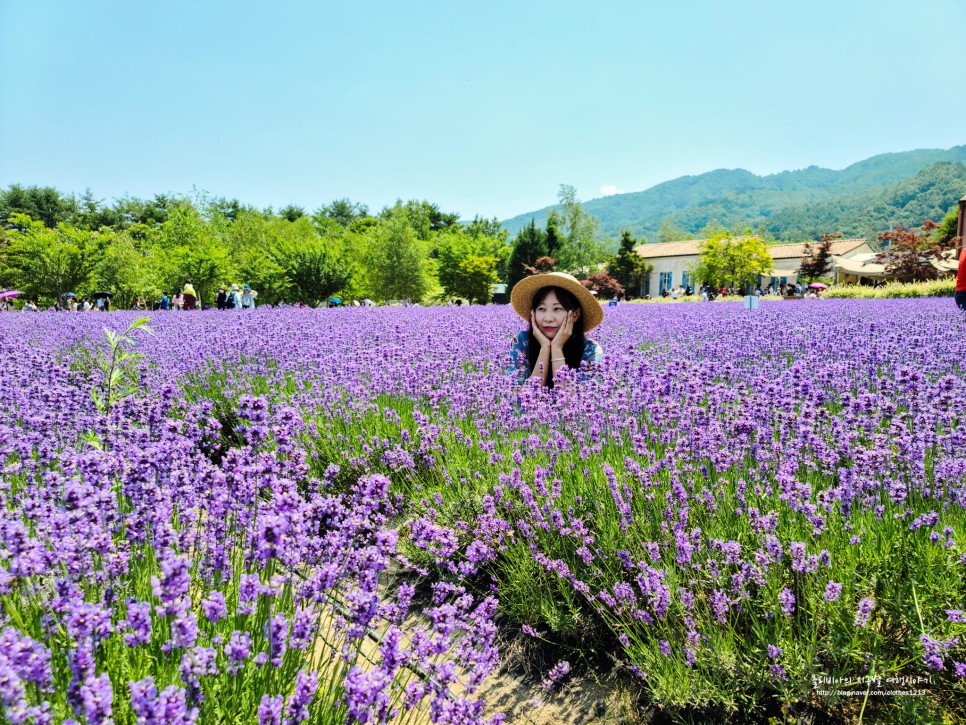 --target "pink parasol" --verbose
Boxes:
[0,290,21,300]
[809,282,828,290]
